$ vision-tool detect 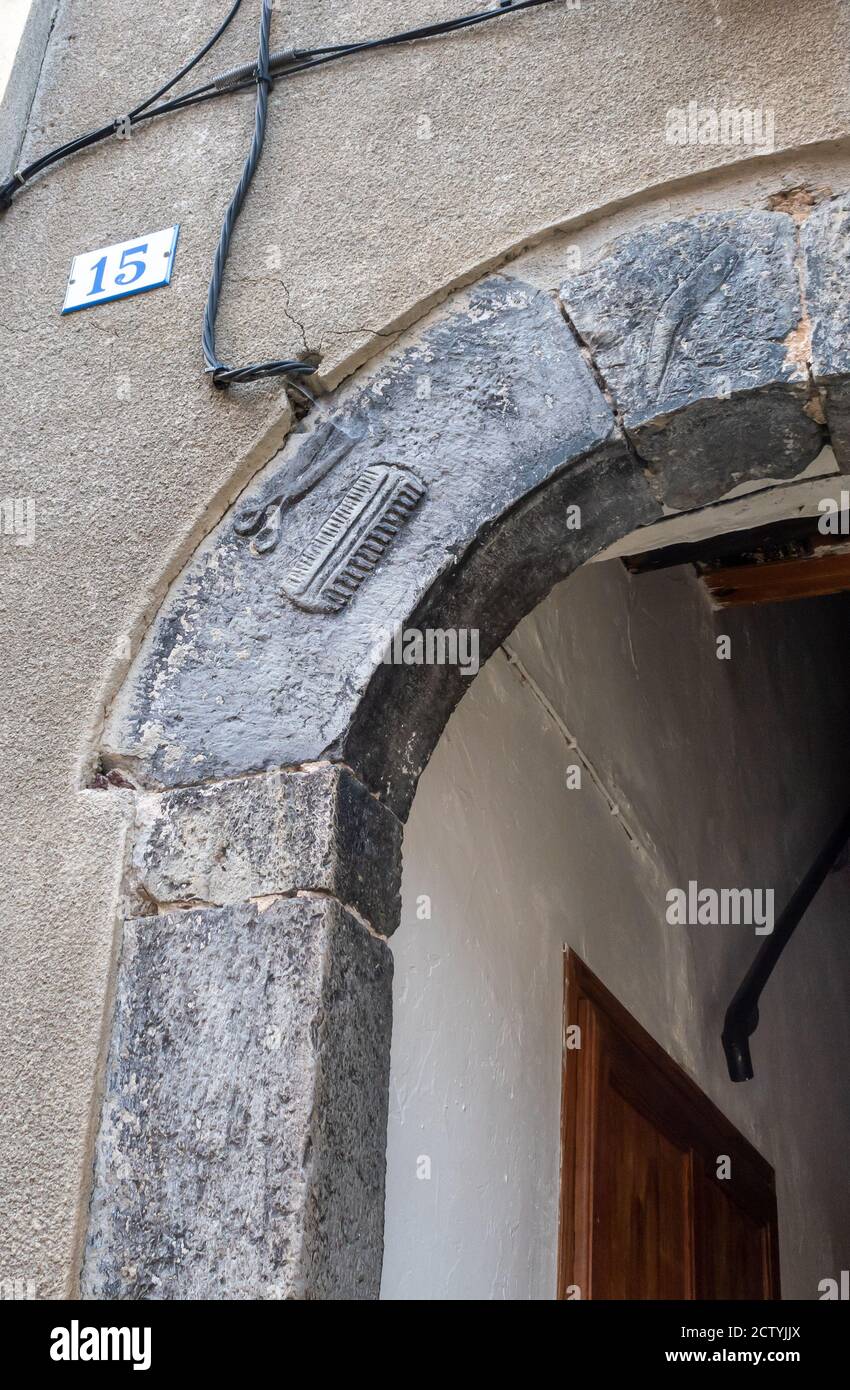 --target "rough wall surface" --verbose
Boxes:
[130,765,403,937]
[3,0,850,1297]
[82,896,392,1300]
